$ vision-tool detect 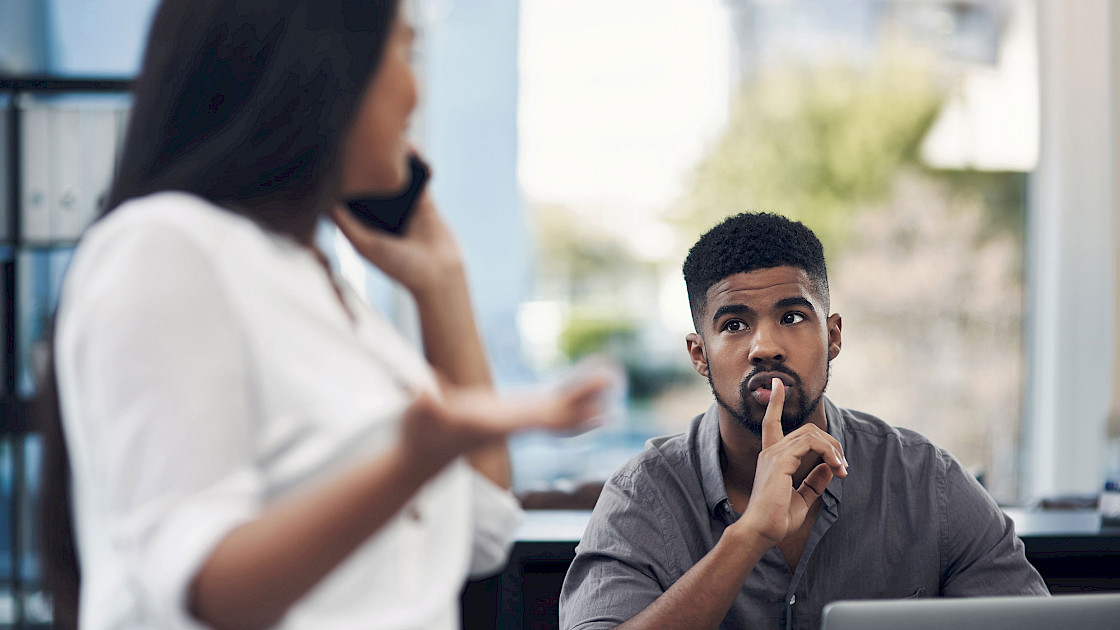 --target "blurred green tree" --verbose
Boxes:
[675,53,943,254]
